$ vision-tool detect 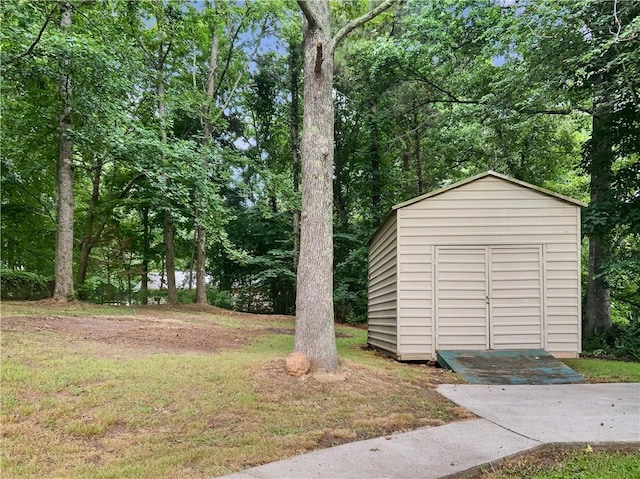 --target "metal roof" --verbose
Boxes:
[393,170,587,210]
